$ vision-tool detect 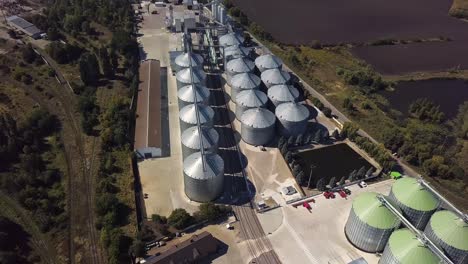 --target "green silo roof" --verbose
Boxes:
[388,228,439,264]
[430,210,468,251]
[352,192,400,229]
[391,177,438,211]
